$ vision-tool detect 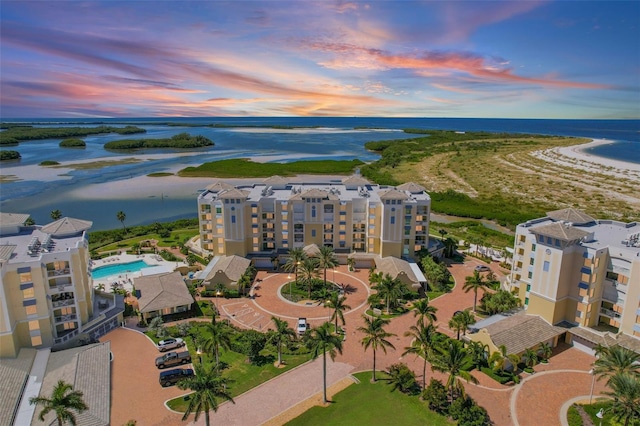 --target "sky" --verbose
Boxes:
[1,1,638,119]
